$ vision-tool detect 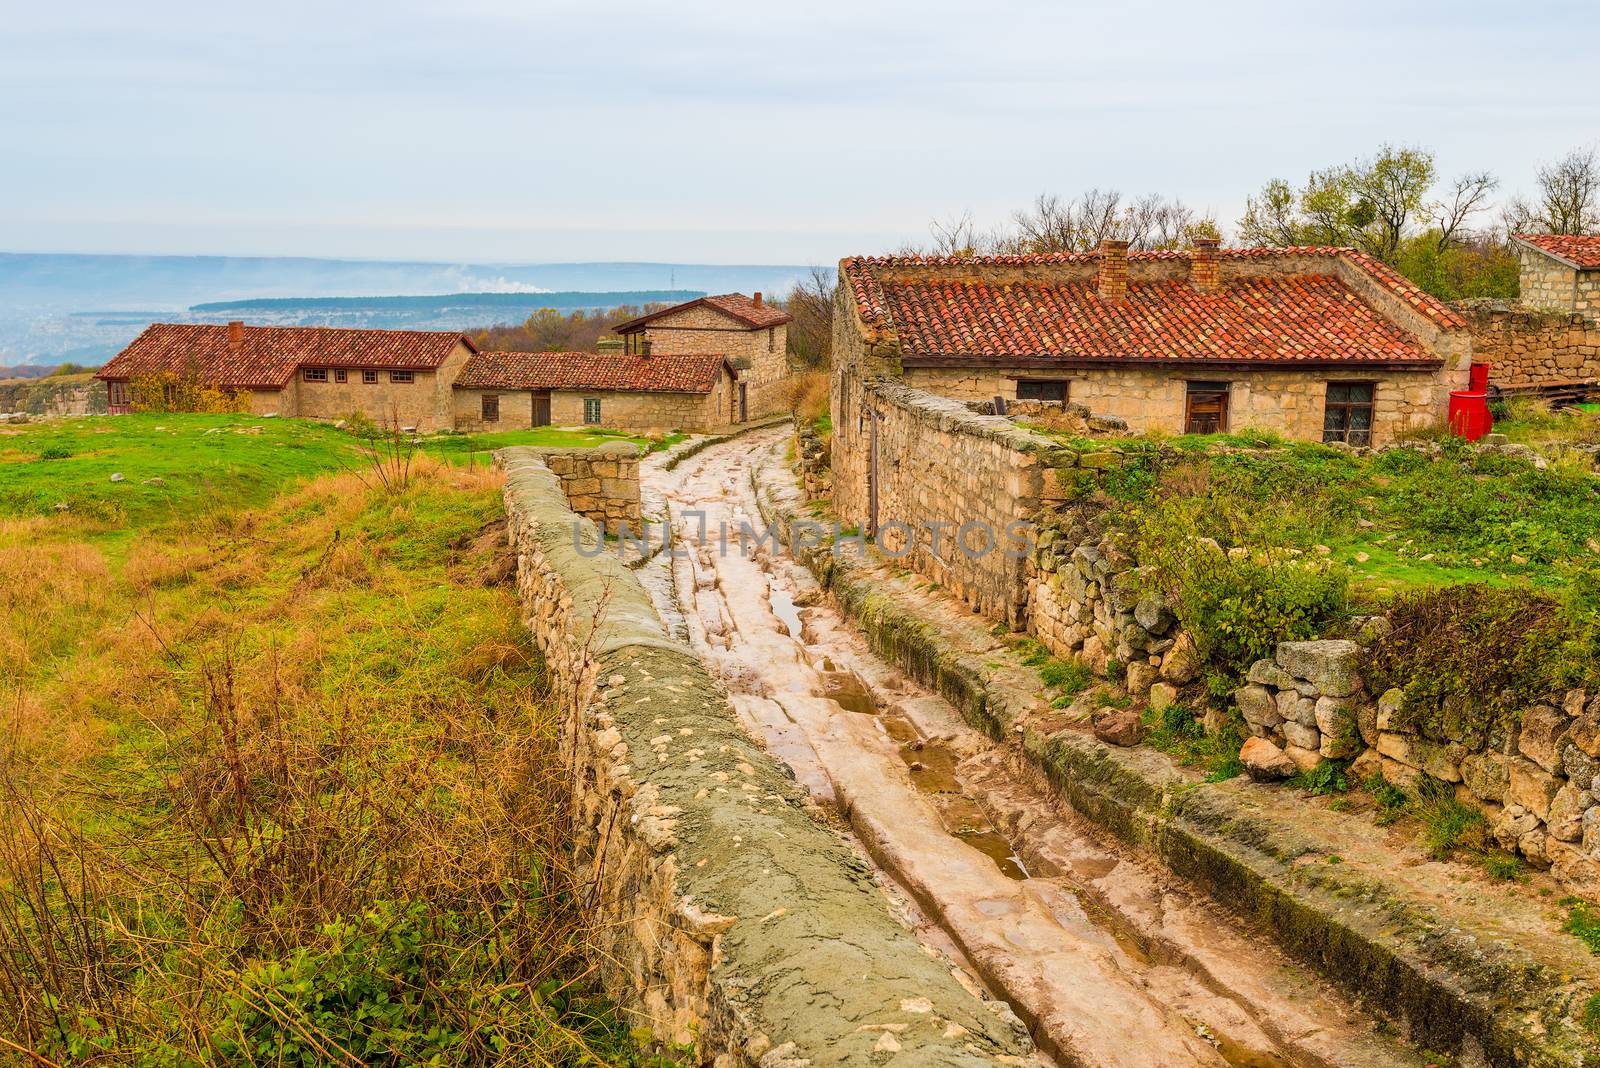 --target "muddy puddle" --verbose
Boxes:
[644,428,1430,1068]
